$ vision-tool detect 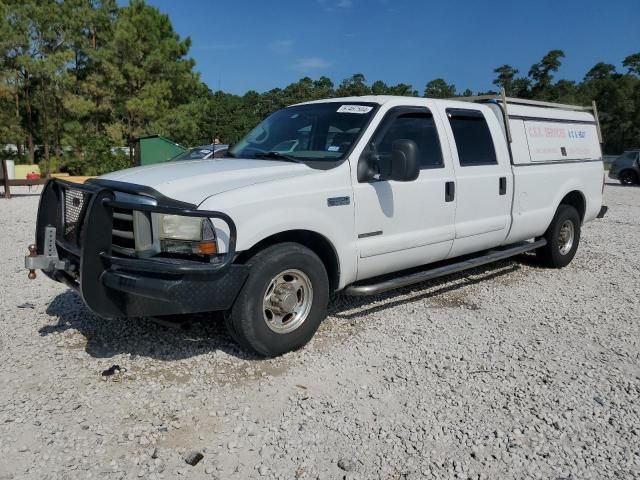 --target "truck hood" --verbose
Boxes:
[98,158,314,205]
